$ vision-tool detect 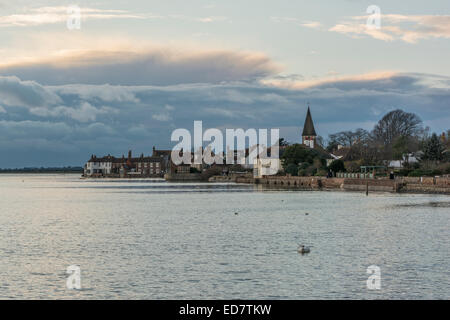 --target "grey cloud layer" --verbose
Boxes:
[0,49,279,85]
[0,73,449,167]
